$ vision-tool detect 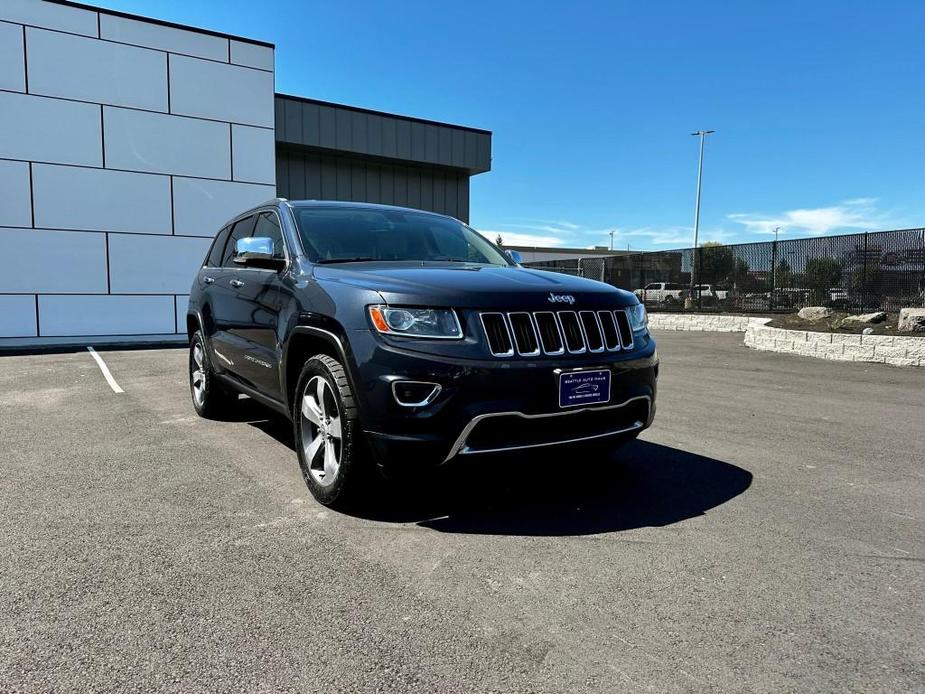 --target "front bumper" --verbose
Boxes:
[347,329,658,468]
